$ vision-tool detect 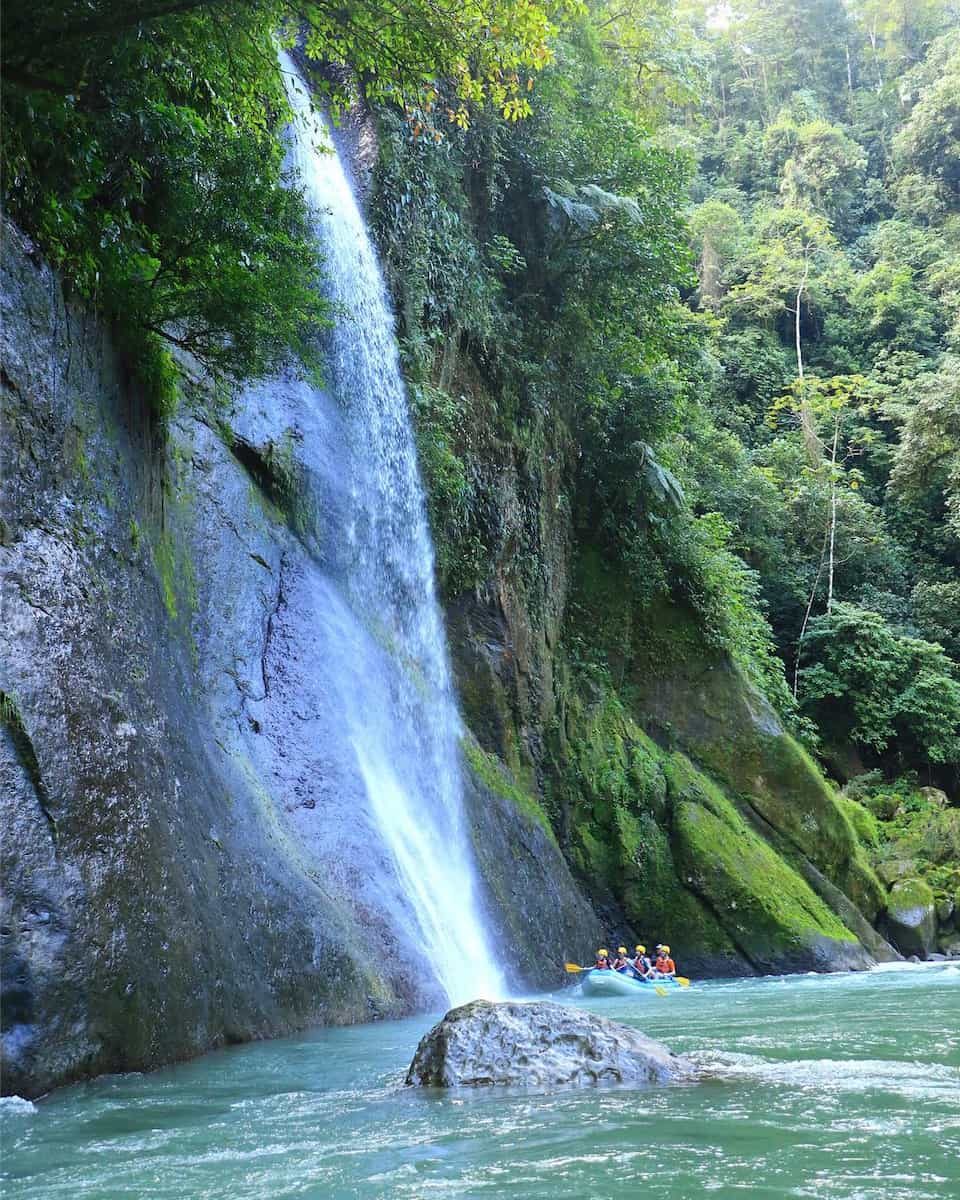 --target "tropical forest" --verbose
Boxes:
[1,1,958,1196]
